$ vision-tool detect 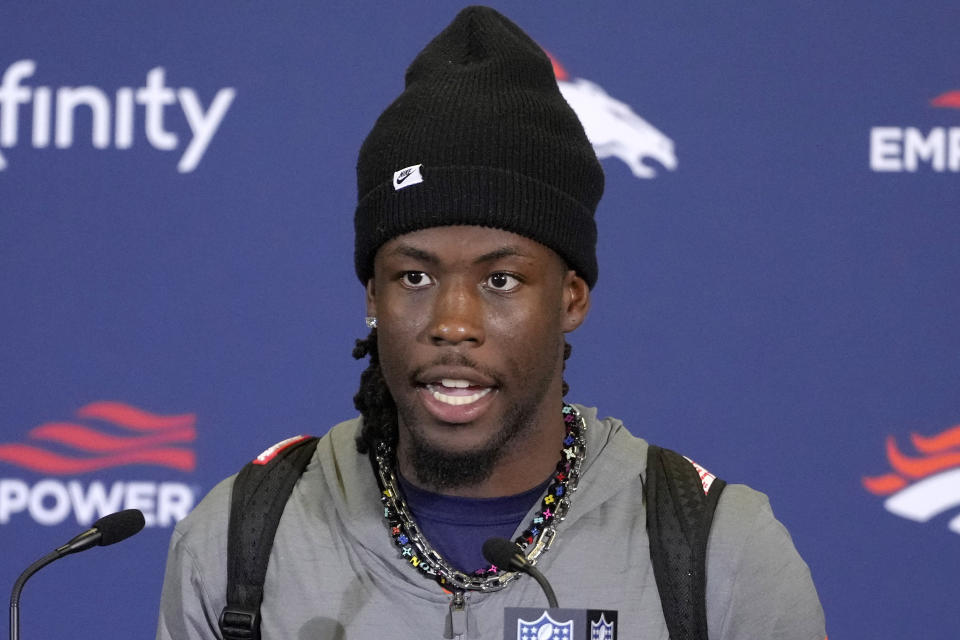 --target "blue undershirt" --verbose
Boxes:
[396,474,551,574]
